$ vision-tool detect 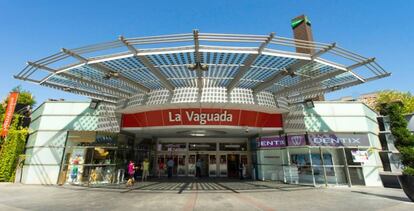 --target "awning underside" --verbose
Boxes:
[15,31,390,104]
